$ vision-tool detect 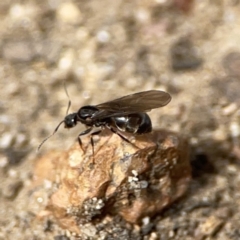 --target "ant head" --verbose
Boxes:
[64,113,78,128]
